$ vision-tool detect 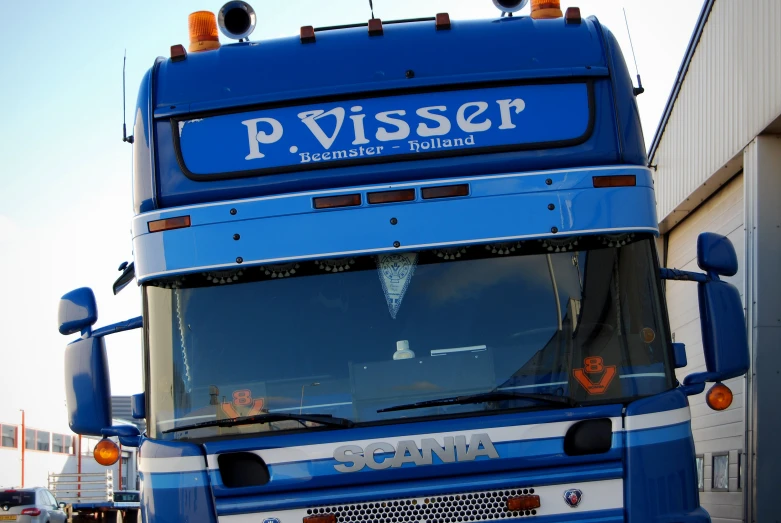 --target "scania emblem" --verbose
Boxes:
[332,433,499,473]
[563,489,583,508]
